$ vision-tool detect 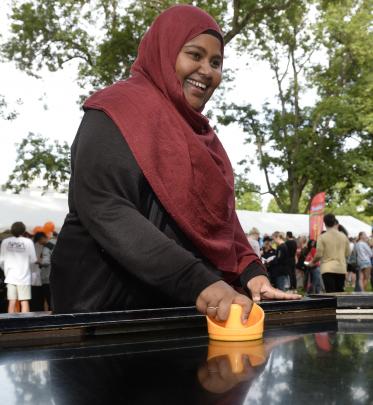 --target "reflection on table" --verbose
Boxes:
[1,328,373,404]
